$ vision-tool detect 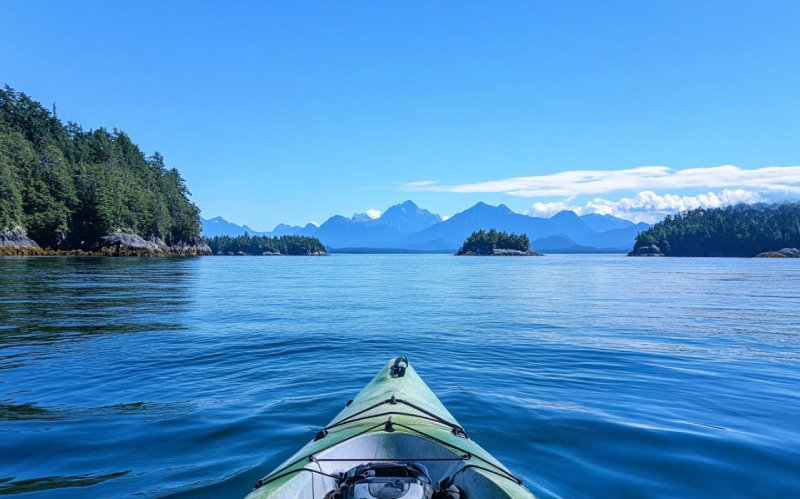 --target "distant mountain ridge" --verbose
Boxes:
[580,213,634,232]
[310,201,442,248]
[399,204,649,252]
[203,201,650,253]
[201,217,302,238]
